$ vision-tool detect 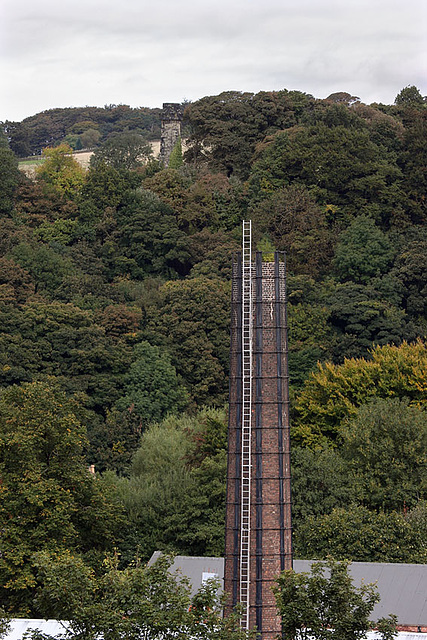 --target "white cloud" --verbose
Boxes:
[1,0,426,121]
